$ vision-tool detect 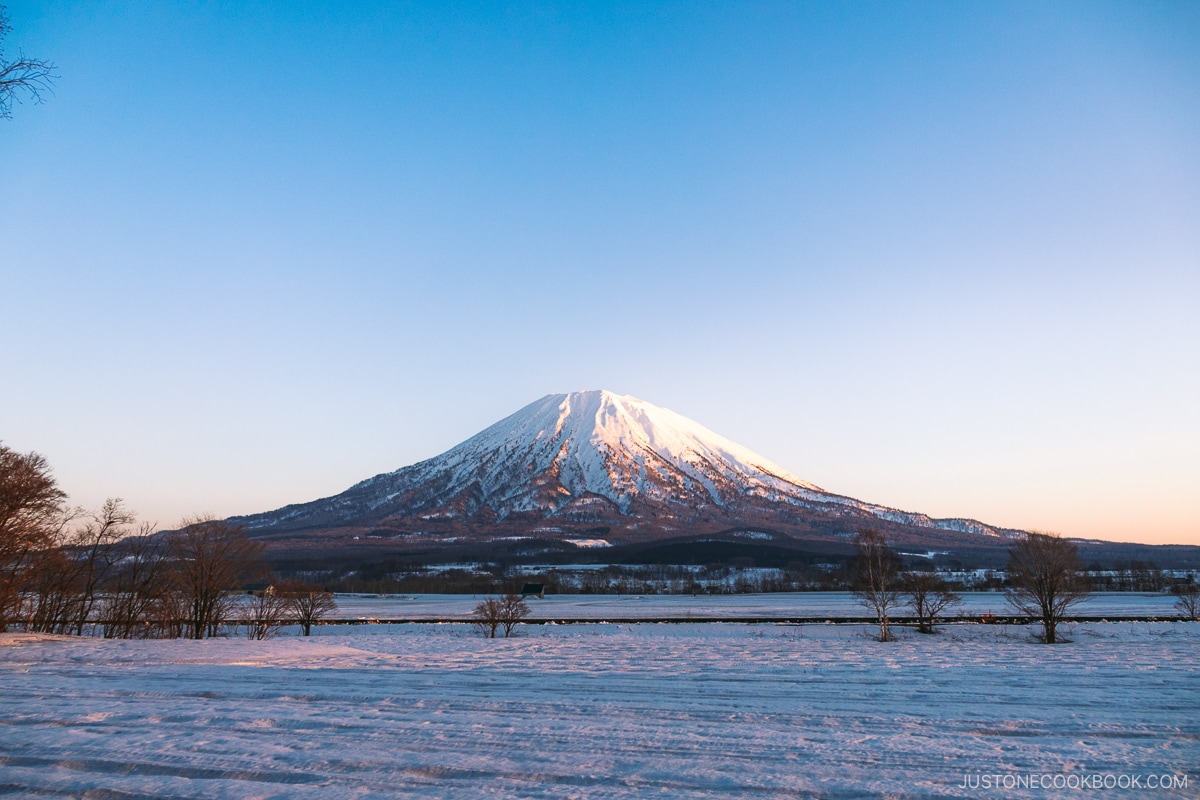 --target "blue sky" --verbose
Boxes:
[1,1,1197,544]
